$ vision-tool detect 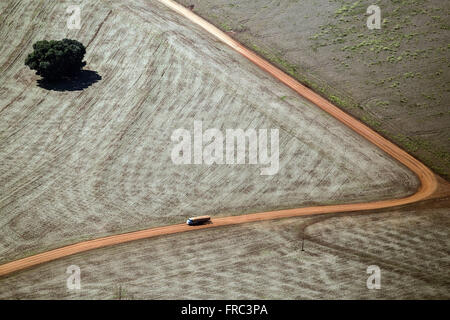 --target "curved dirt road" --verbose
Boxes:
[0,0,444,277]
